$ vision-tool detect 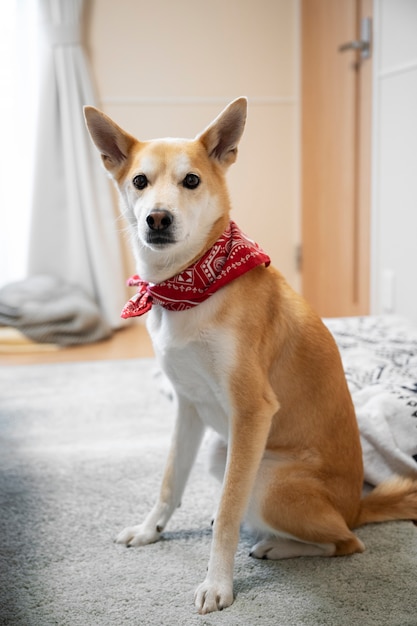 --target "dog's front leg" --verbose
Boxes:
[116,397,205,547]
[194,387,278,614]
